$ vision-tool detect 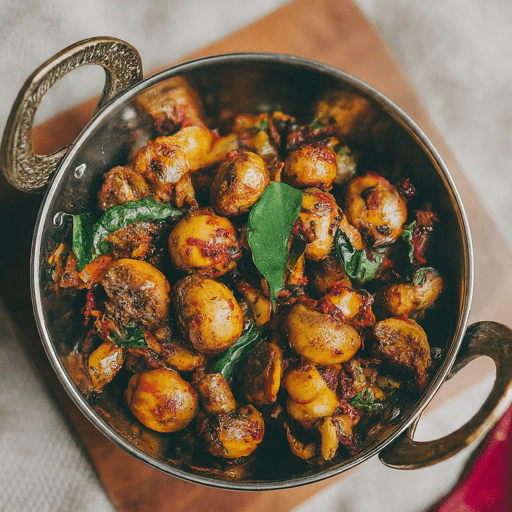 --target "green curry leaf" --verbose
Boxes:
[309,117,325,130]
[348,388,377,411]
[400,220,417,265]
[247,182,303,309]
[333,228,382,282]
[254,119,270,132]
[215,321,262,380]
[109,321,148,349]
[412,267,429,287]
[72,197,183,271]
